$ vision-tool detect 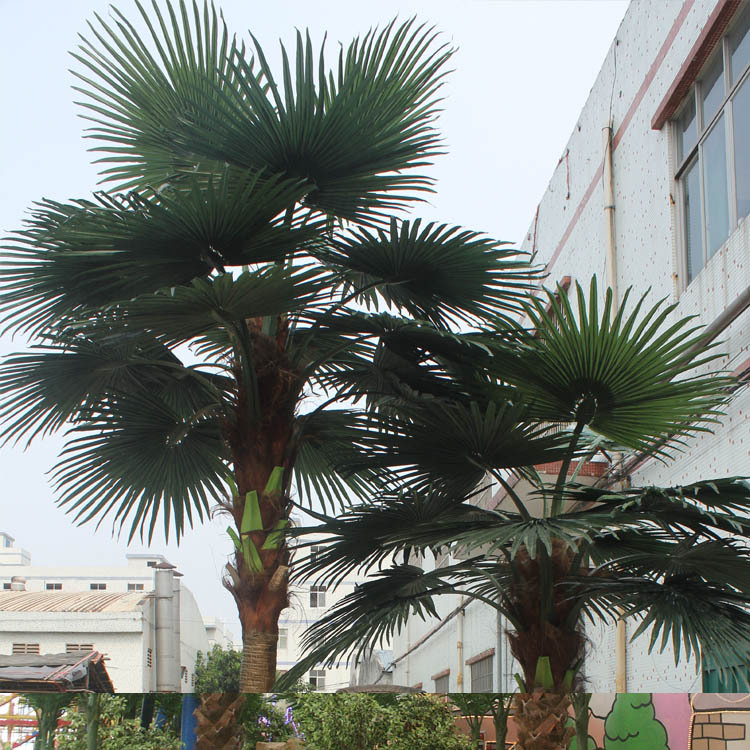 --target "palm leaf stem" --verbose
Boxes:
[491,469,531,520]
[551,419,585,516]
